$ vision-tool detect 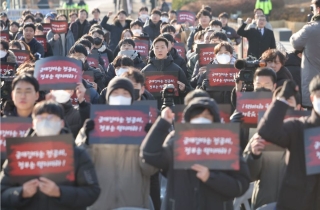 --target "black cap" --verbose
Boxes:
[106,77,134,104]
[183,97,221,123]
[218,12,229,19]
[0,12,7,17]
